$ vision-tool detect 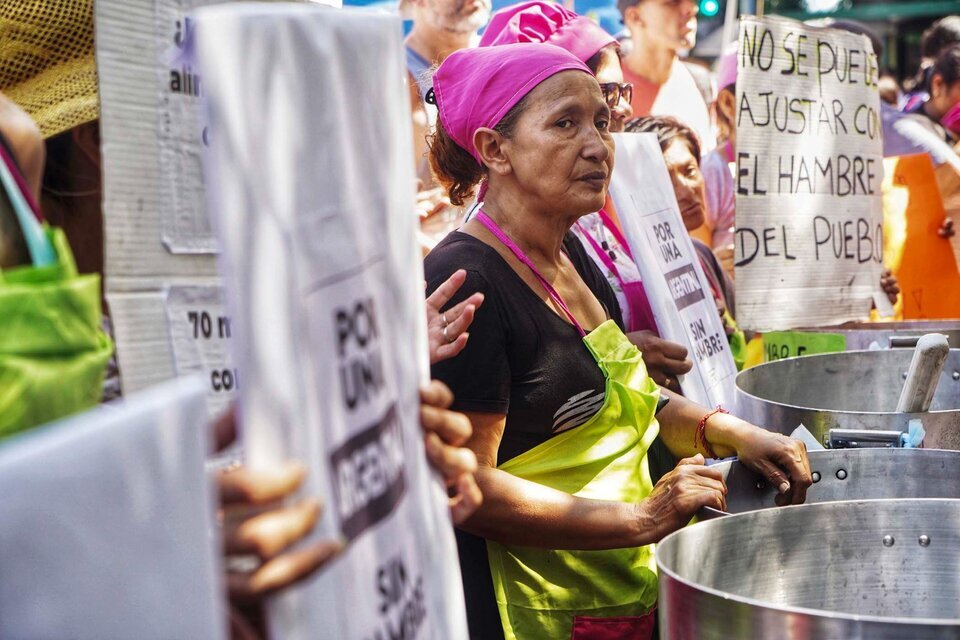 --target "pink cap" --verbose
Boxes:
[433,43,592,166]
[479,1,616,64]
[716,41,738,91]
